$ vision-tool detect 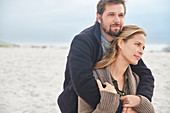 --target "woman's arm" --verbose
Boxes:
[78,80,120,113]
[120,95,155,113]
